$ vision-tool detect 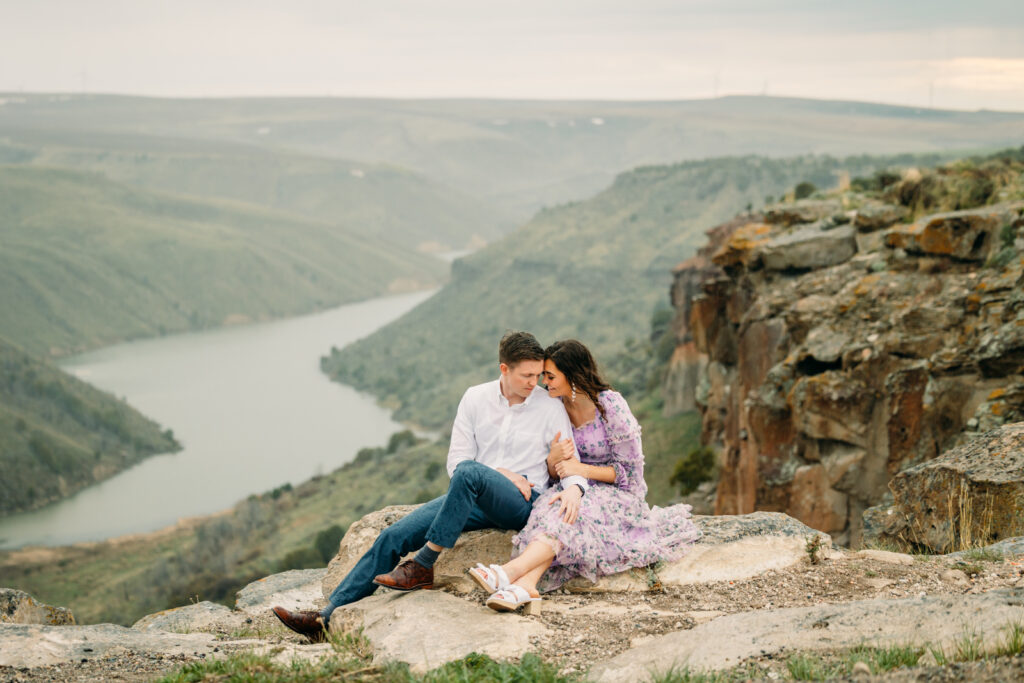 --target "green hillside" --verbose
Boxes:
[0,165,446,356]
[0,336,178,516]
[321,153,924,430]
[0,128,501,251]
[3,94,1022,221]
